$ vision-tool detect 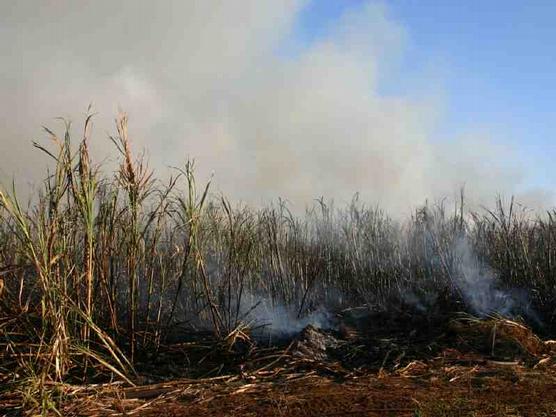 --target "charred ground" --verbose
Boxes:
[4,309,556,416]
